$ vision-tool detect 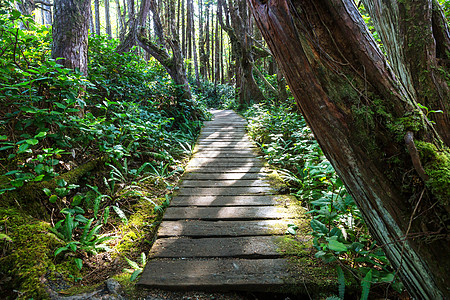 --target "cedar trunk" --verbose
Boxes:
[249,0,449,299]
[52,0,90,75]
